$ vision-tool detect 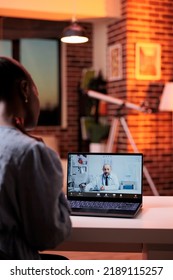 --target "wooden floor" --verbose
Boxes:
[45,251,142,260]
